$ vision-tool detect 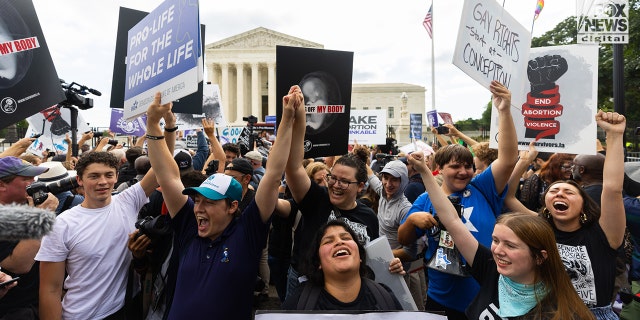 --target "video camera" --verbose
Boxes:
[59,79,101,110]
[26,177,79,205]
[135,215,172,239]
